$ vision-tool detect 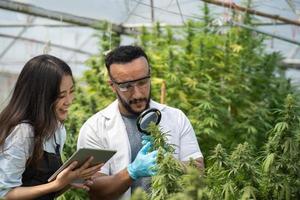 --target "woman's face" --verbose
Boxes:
[55,75,74,122]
